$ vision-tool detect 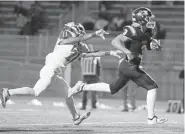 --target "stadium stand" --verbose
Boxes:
[0,1,183,39]
[0,1,69,35]
[87,1,184,39]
